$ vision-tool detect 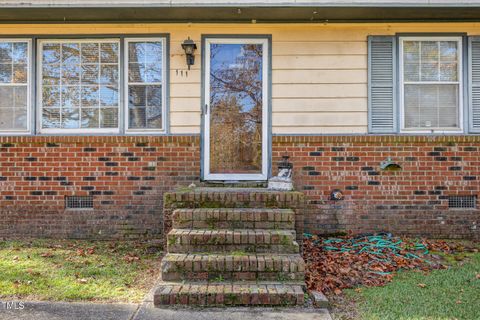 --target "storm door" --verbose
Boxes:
[203,37,269,181]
